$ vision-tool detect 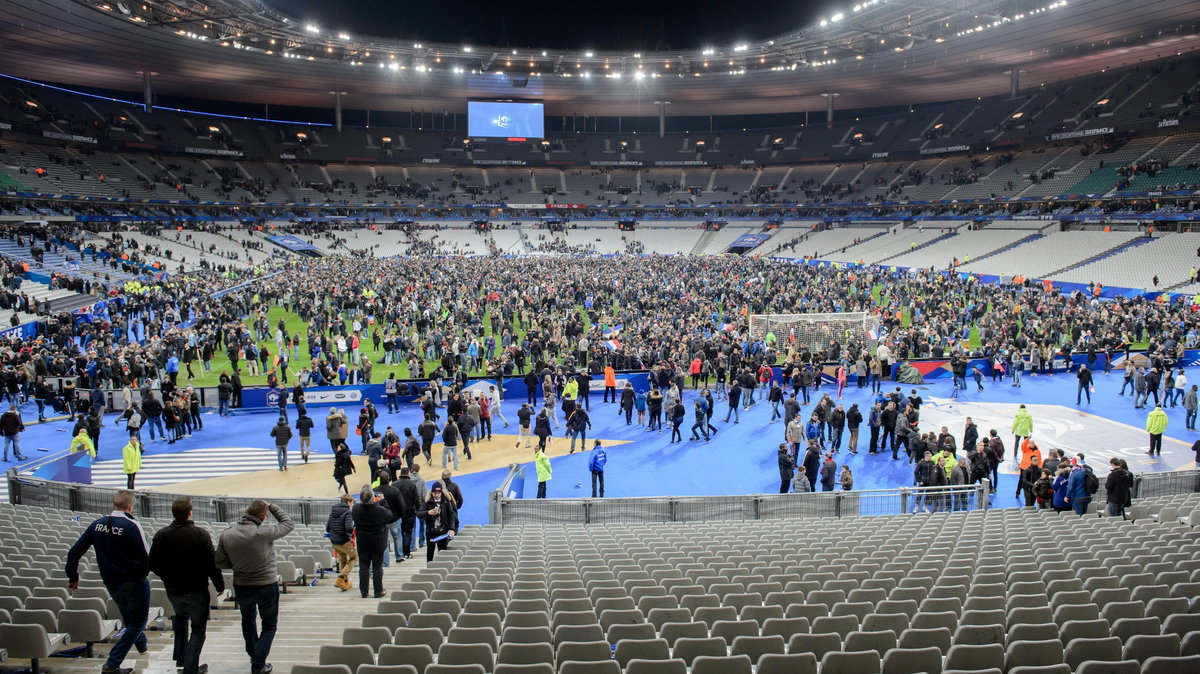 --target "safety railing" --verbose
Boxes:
[494,482,991,526]
[6,468,340,525]
[492,468,1200,526]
